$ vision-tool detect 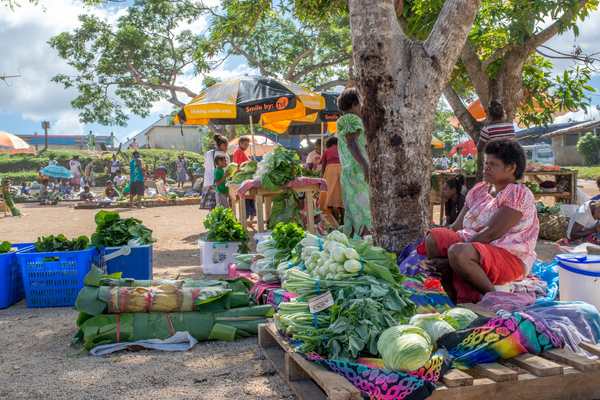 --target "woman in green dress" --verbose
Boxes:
[336,88,372,237]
